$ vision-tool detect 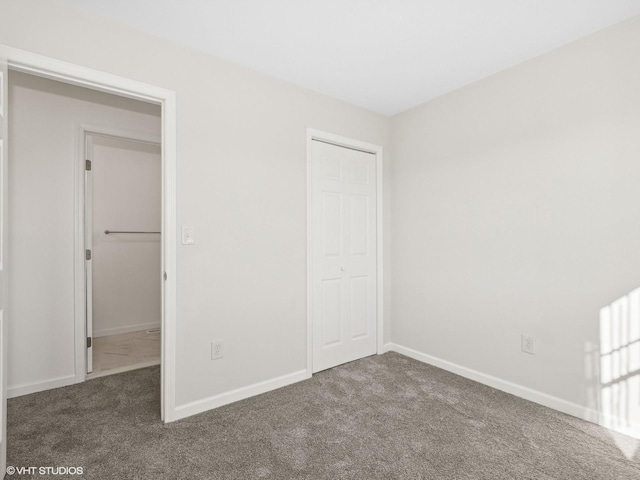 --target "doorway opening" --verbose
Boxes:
[1,45,177,422]
[7,71,162,388]
[84,131,162,378]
